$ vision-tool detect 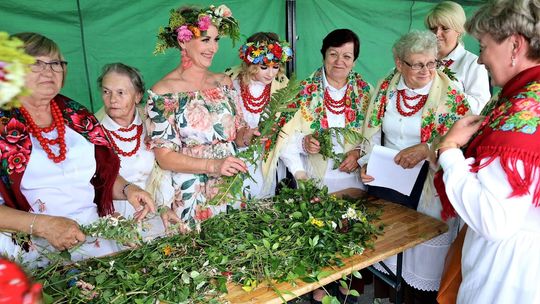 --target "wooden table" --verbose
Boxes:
[225,196,448,304]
